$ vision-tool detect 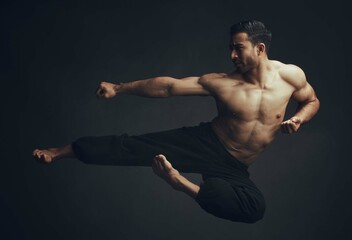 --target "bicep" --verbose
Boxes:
[290,66,318,104]
[284,65,317,103]
[168,77,211,96]
[292,81,317,103]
